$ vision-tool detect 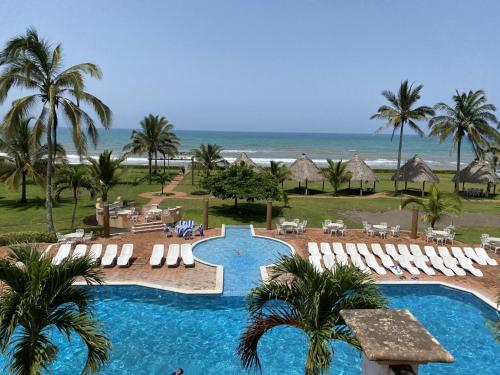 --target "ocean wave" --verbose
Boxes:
[221,150,257,154]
